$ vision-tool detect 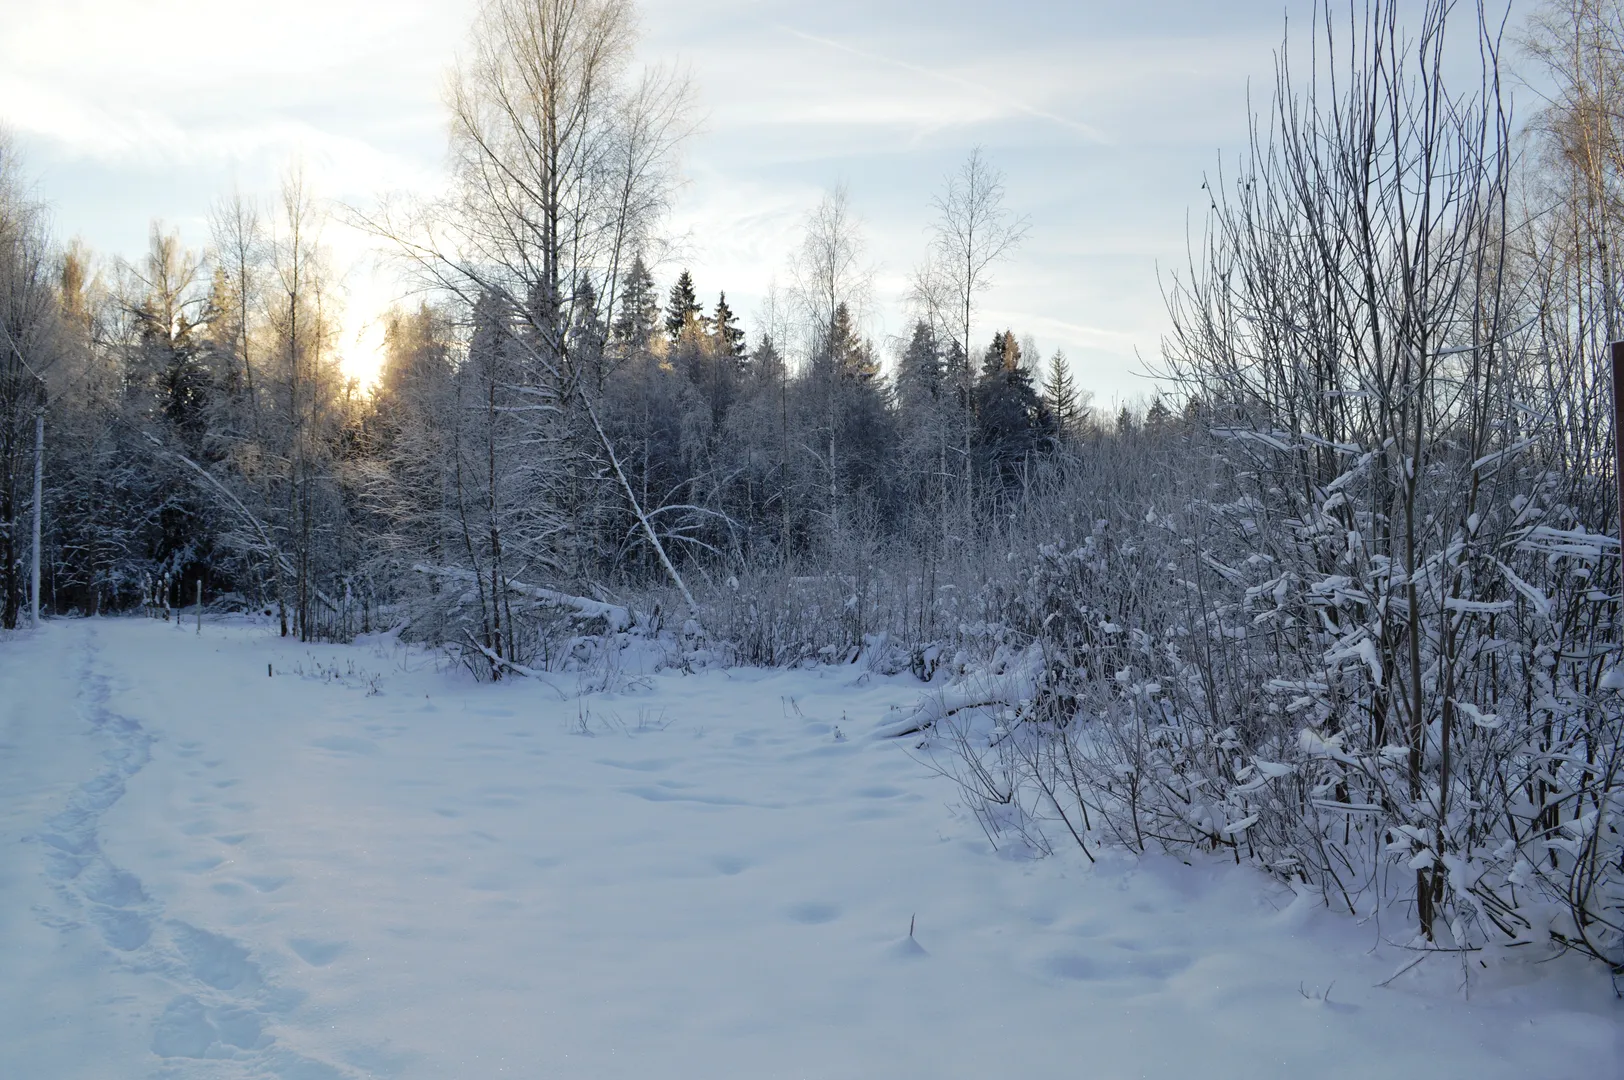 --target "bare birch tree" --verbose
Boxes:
[354,0,699,670]
[912,149,1029,529]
